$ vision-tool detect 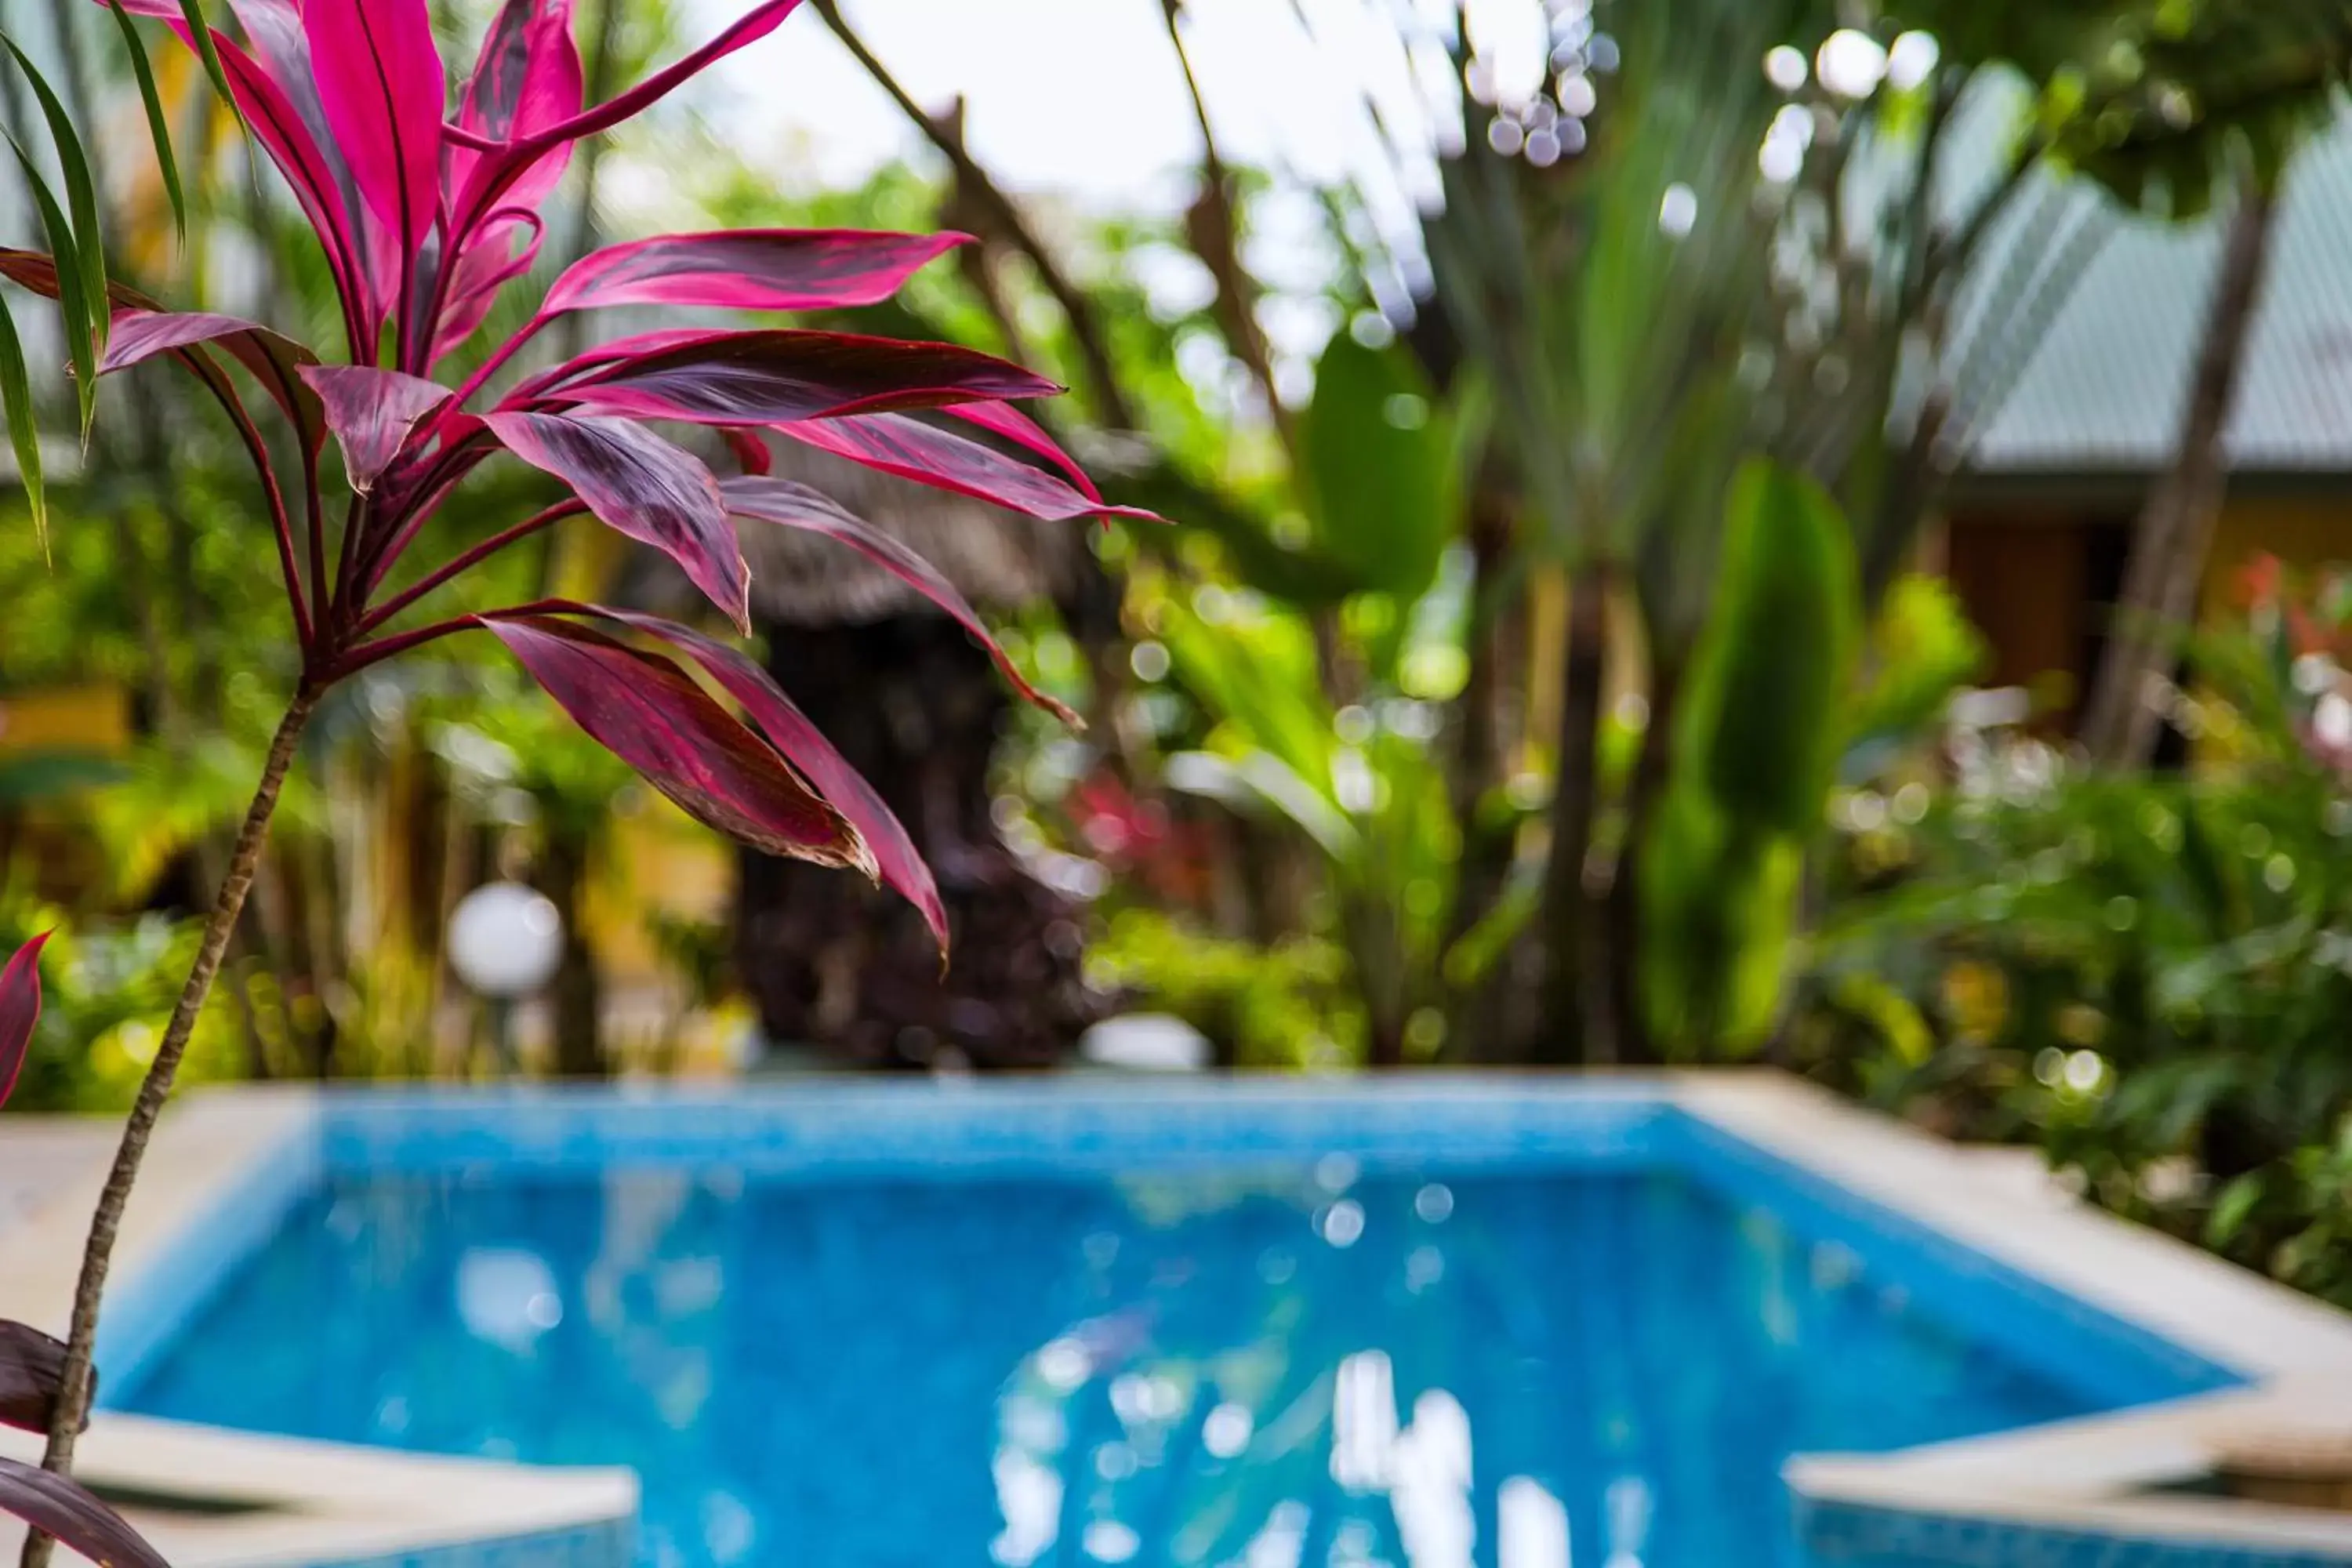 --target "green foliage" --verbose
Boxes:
[1692,463,1860,833]
[1088,909,1357,1069]
[426,674,641,840]
[1805,568,2352,1305]
[3,34,107,441]
[104,0,188,238]
[1848,575,1991,757]
[1640,461,1857,1055]
[0,299,39,549]
[1294,335,1457,604]
[0,895,241,1113]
